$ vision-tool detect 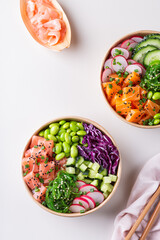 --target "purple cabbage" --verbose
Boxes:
[77,123,120,175]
